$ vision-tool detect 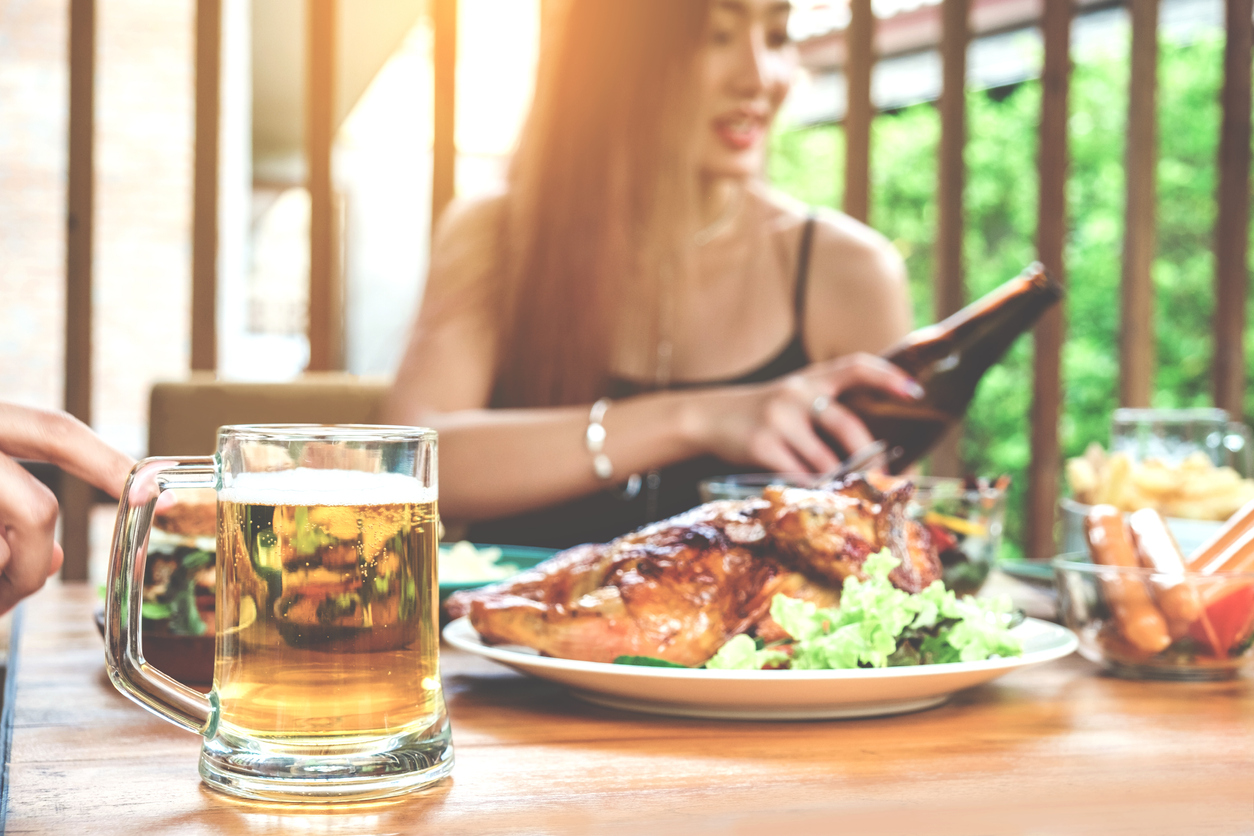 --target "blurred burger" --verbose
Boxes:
[273,531,418,653]
[144,489,216,636]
